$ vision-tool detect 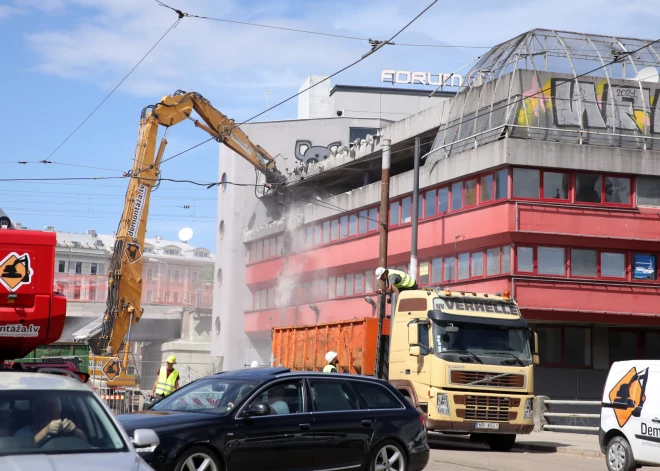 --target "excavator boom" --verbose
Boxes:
[96,91,288,356]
